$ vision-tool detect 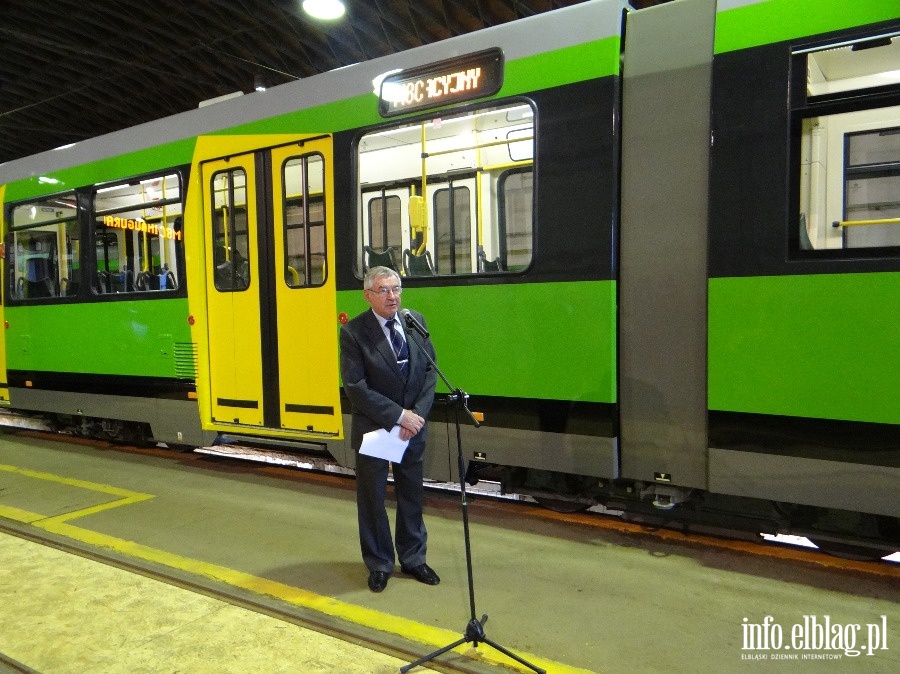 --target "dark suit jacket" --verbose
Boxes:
[340,309,437,452]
